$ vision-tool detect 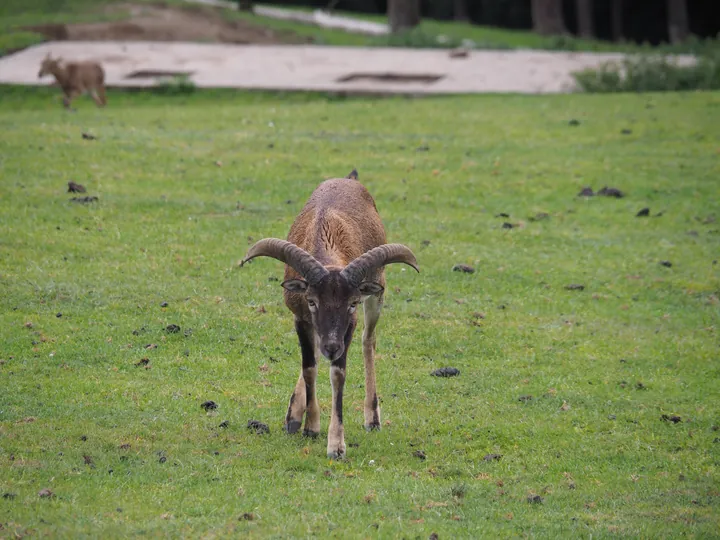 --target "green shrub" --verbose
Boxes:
[0,30,44,57]
[372,28,516,51]
[573,51,720,93]
[151,74,197,96]
[373,28,464,49]
[548,35,579,51]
